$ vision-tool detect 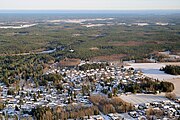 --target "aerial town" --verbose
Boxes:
[0,1,180,119]
[0,58,180,120]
